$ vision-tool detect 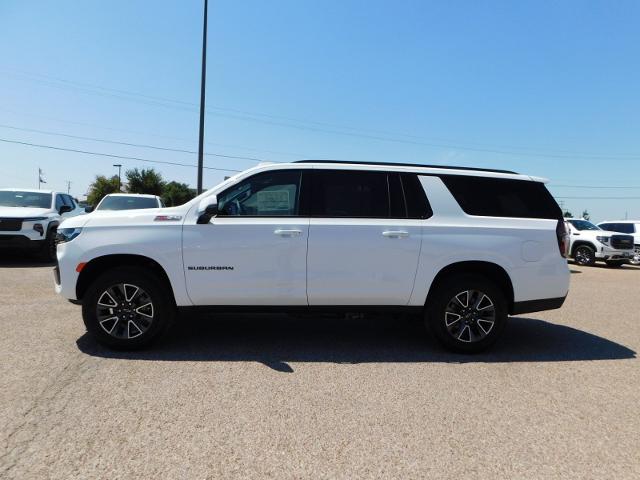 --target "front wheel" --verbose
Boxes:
[426,275,508,353]
[630,251,640,266]
[573,245,596,266]
[36,227,57,263]
[82,267,175,349]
